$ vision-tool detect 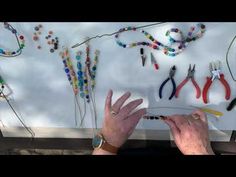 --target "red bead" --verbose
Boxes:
[154,63,159,70]
[19,35,24,40]
[49,31,53,35]
[153,45,158,49]
[33,35,39,41]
